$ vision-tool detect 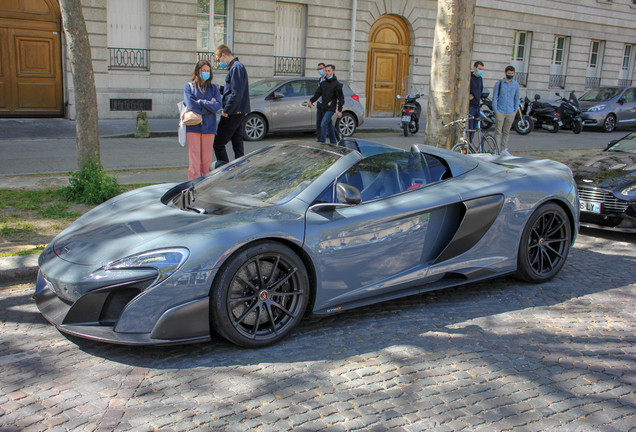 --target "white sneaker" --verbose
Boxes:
[501,149,512,156]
